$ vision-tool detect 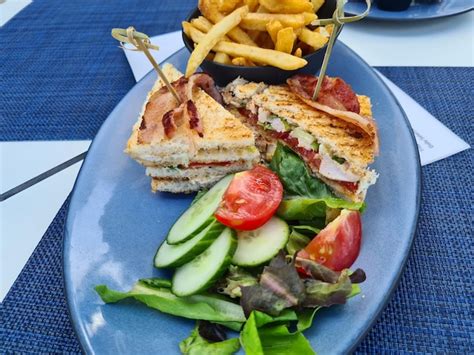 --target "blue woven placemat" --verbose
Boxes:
[1,0,473,353]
